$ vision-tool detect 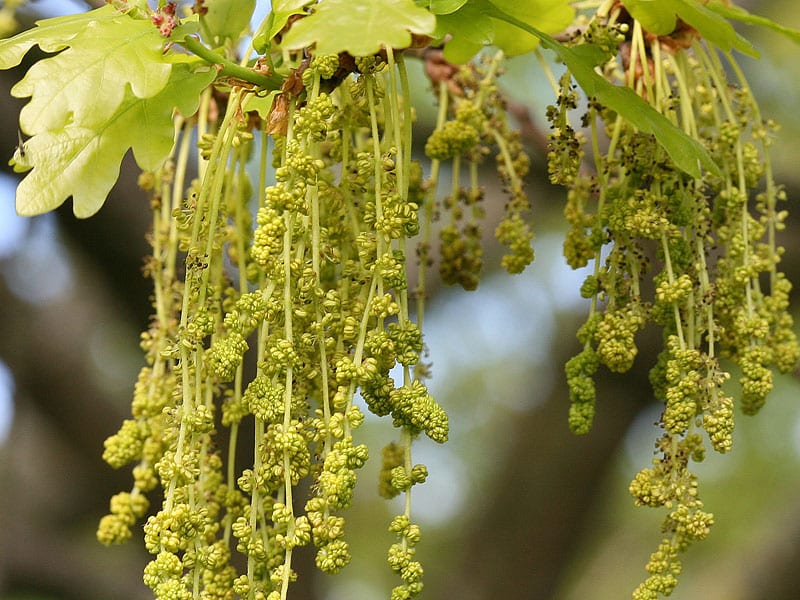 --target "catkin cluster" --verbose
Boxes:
[551,8,799,598]
[99,49,451,600]
[423,50,534,292]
